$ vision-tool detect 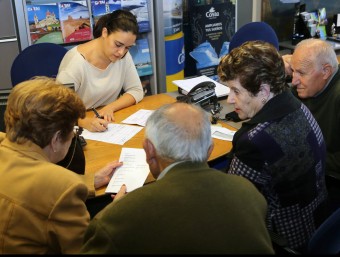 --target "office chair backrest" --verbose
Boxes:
[307,207,340,254]
[10,42,68,87]
[229,21,279,52]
